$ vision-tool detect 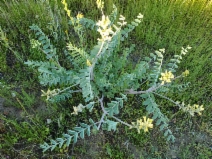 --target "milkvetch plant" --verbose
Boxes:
[25,0,204,152]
